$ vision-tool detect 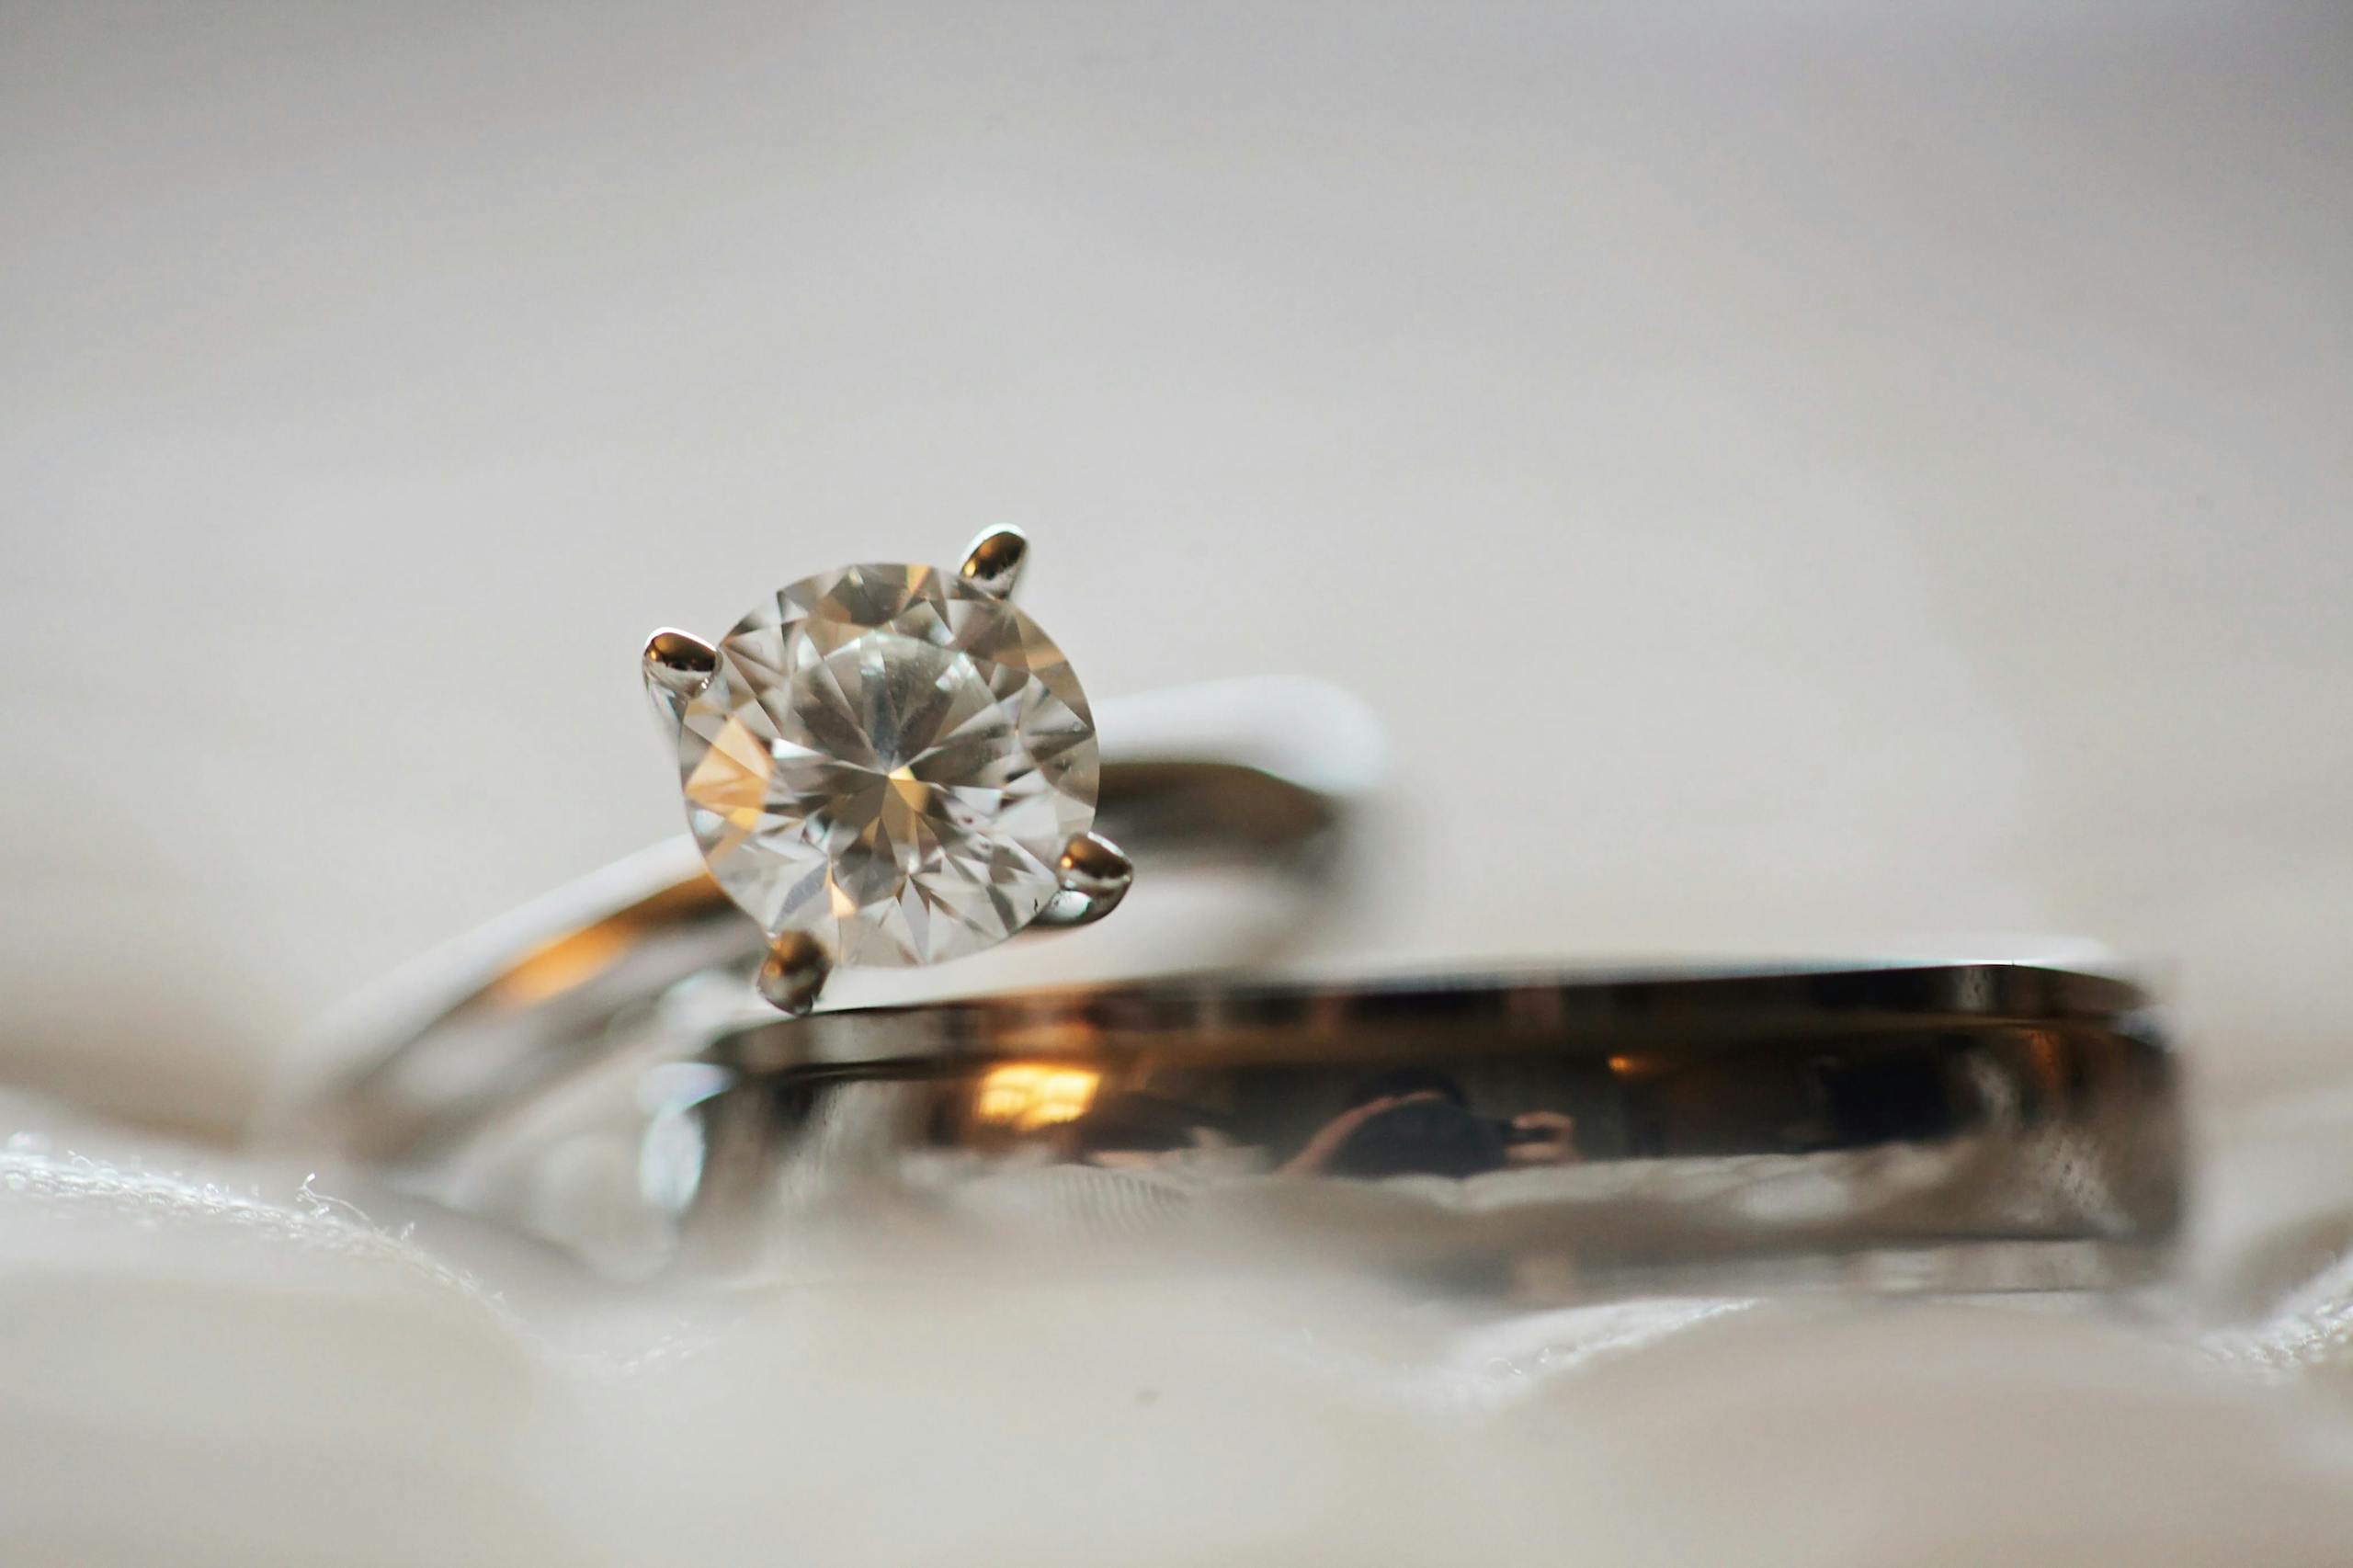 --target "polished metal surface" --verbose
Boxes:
[284,677,1383,1165]
[754,931,833,1017]
[639,627,718,733]
[623,960,2181,1295]
[957,524,1029,598]
[1032,830,1134,928]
